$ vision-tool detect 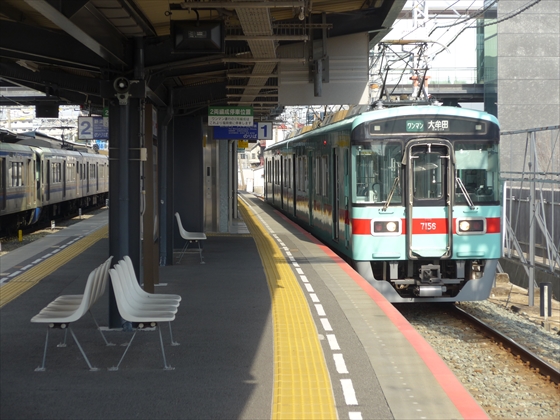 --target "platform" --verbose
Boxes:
[0,193,488,420]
